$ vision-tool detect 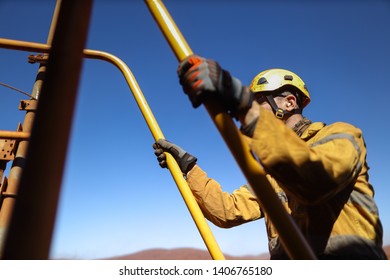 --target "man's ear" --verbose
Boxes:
[284,94,297,112]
